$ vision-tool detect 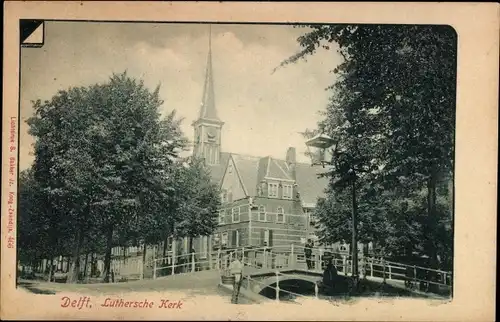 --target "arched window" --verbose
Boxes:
[276,207,285,223]
[258,205,266,222]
